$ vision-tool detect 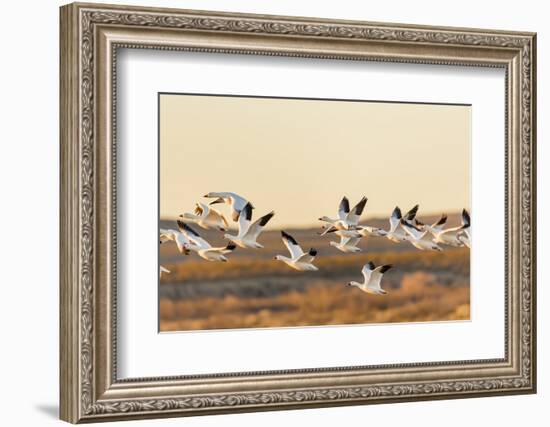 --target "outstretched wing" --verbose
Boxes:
[281,231,304,260]
[389,206,402,232]
[430,214,448,231]
[341,236,360,247]
[159,228,176,243]
[369,264,393,290]
[204,204,228,227]
[318,225,336,236]
[462,209,471,228]
[245,211,275,240]
[209,241,237,254]
[346,196,367,226]
[296,247,317,264]
[401,219,424,240]
[237,202,253,237]
[361,262,376,283]
[194,203,205,216]
[338,196,350,221]
[403,204,419,223]
[177,220,210,248]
